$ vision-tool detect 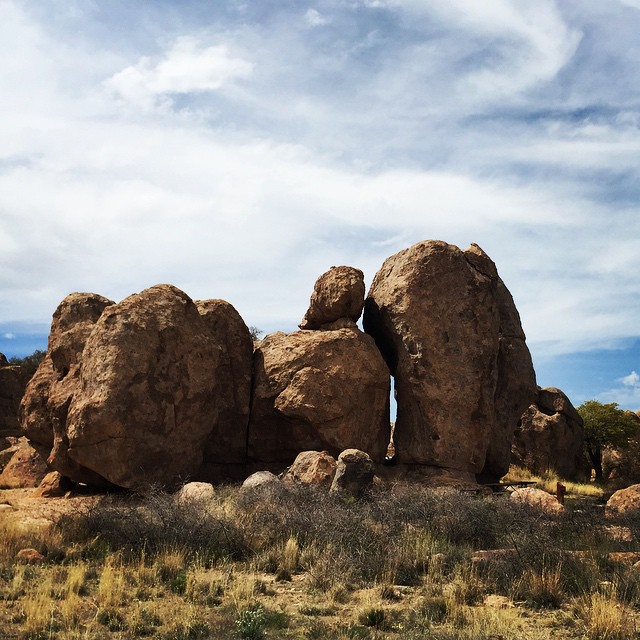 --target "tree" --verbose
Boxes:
[248,326,264,341]
[577,400,639,482]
